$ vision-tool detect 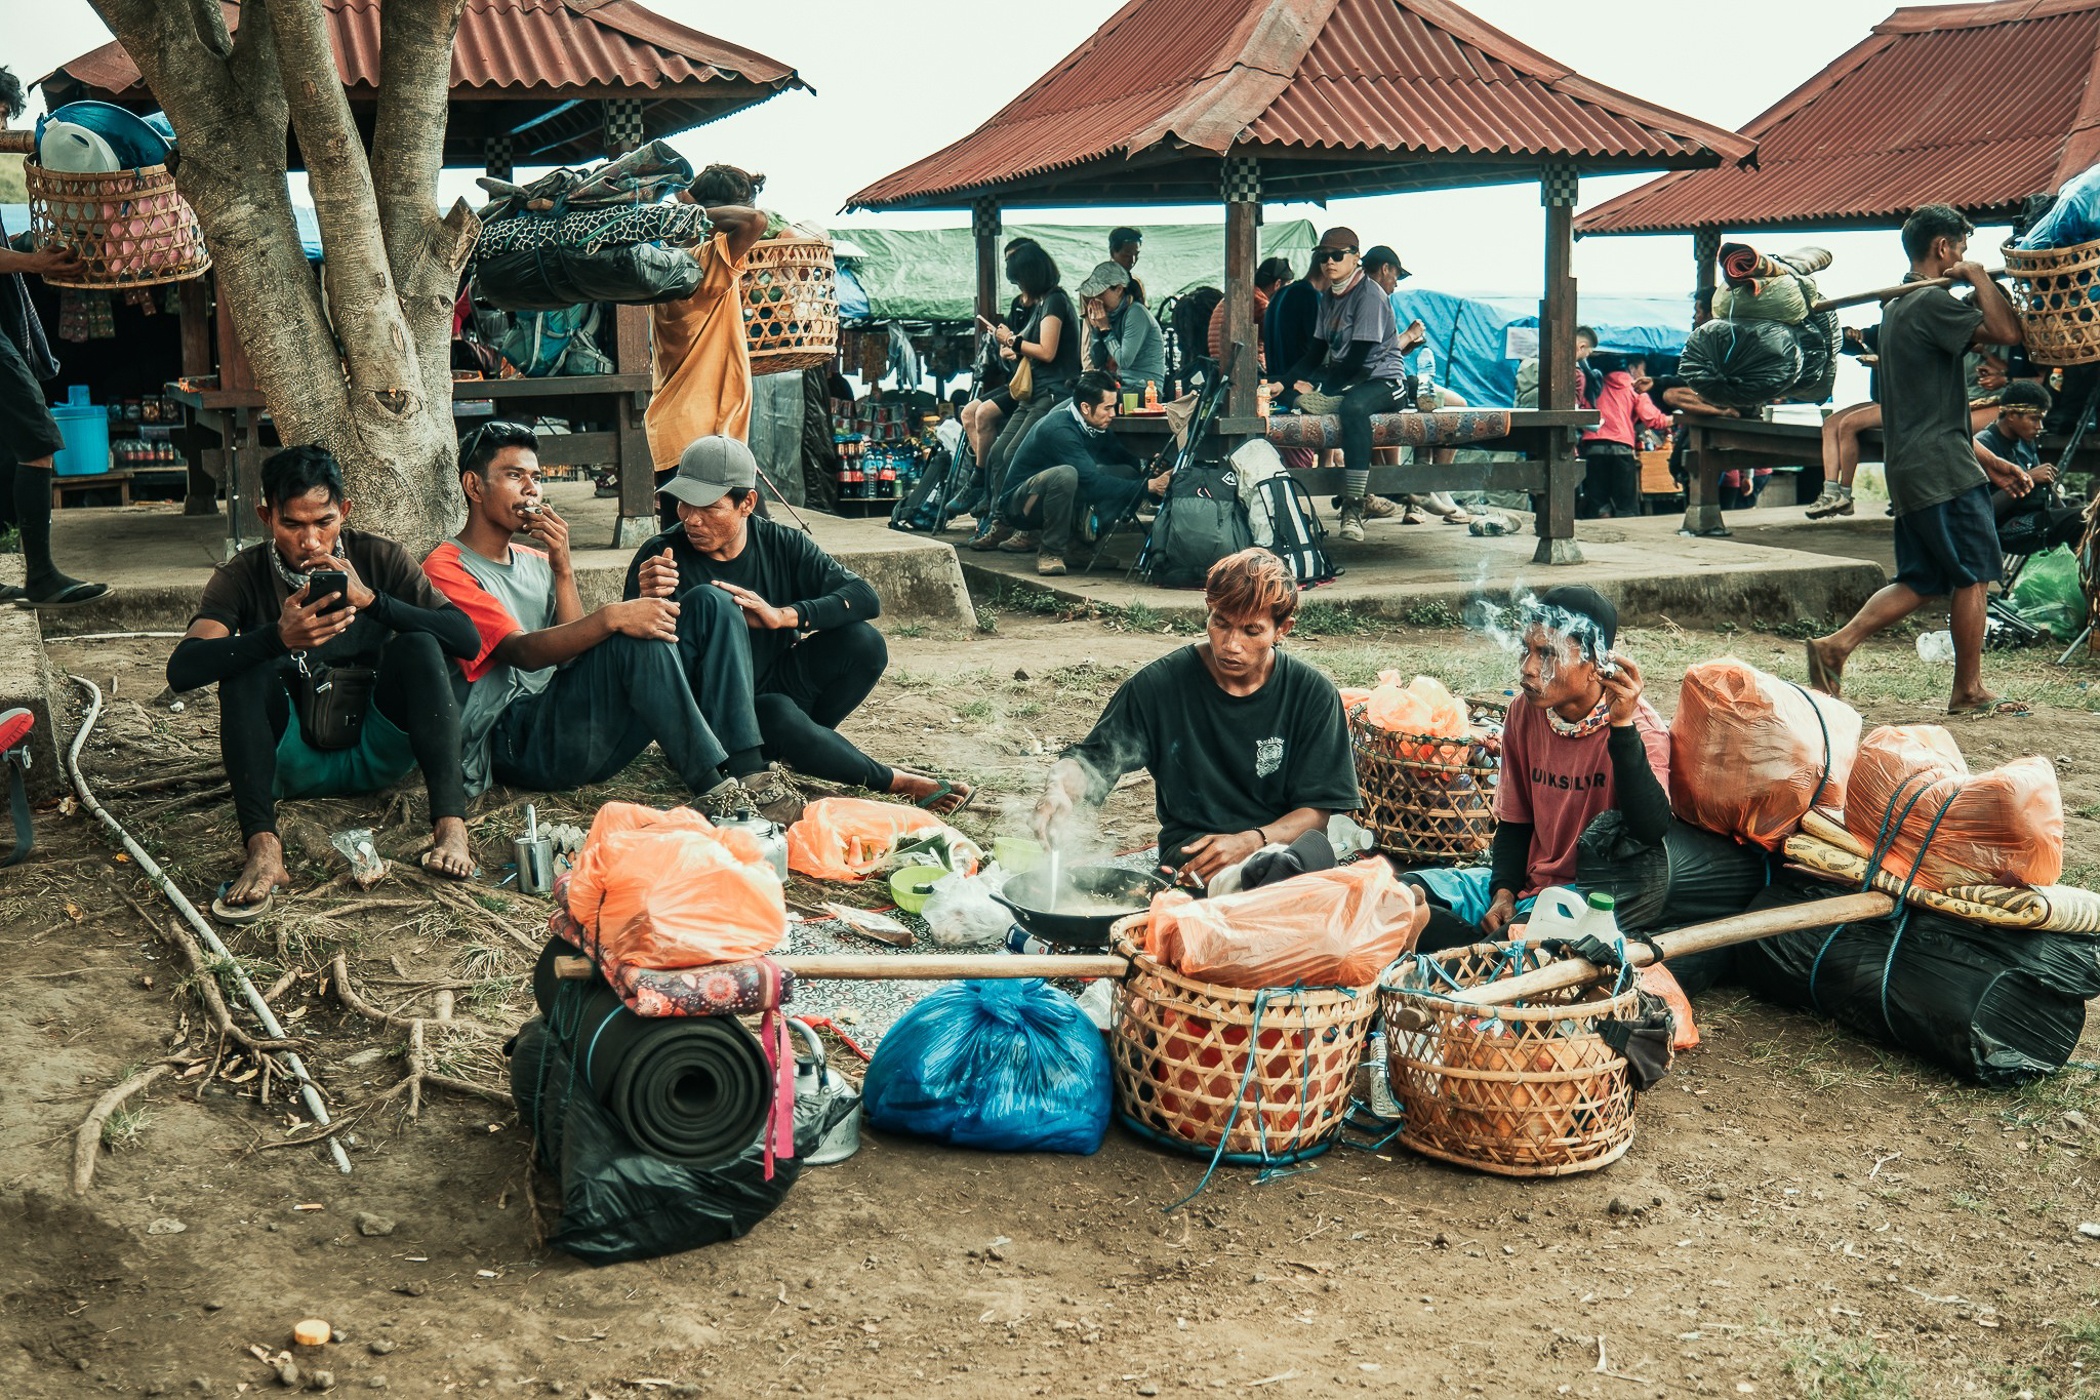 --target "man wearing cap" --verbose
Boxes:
[623,436,975,816]
[423,423,794,820]
[1079,261,1165,393]
[1271,228,1414,542]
